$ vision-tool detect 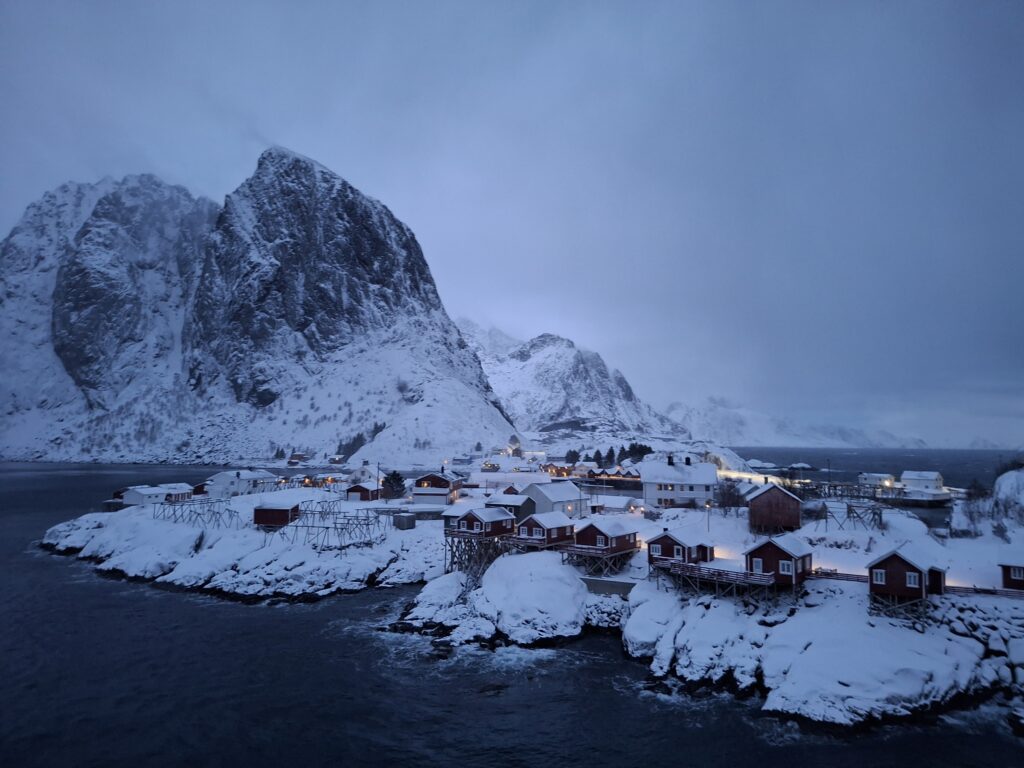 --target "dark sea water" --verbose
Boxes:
[1,462,1021,767]
[730,447,1018,489]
